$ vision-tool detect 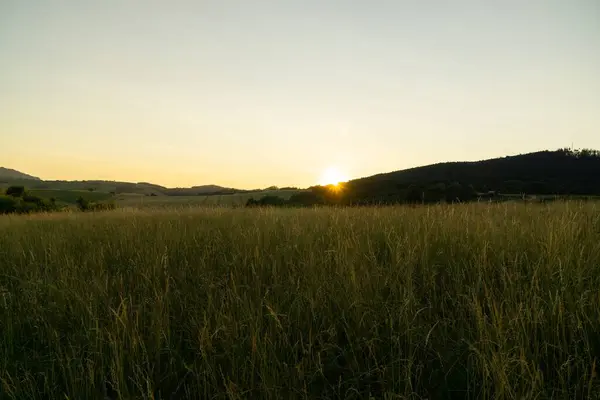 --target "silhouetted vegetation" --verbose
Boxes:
[0,196,19,214]
[246,195,287,207]
[288,190,327,206]
[0,186,59,214]
[0,186,117,214]
[348,148,600,201]
[164,186,244,196]
[76,196,116,212]
[247,183,478,208]
[5,185,25,197]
